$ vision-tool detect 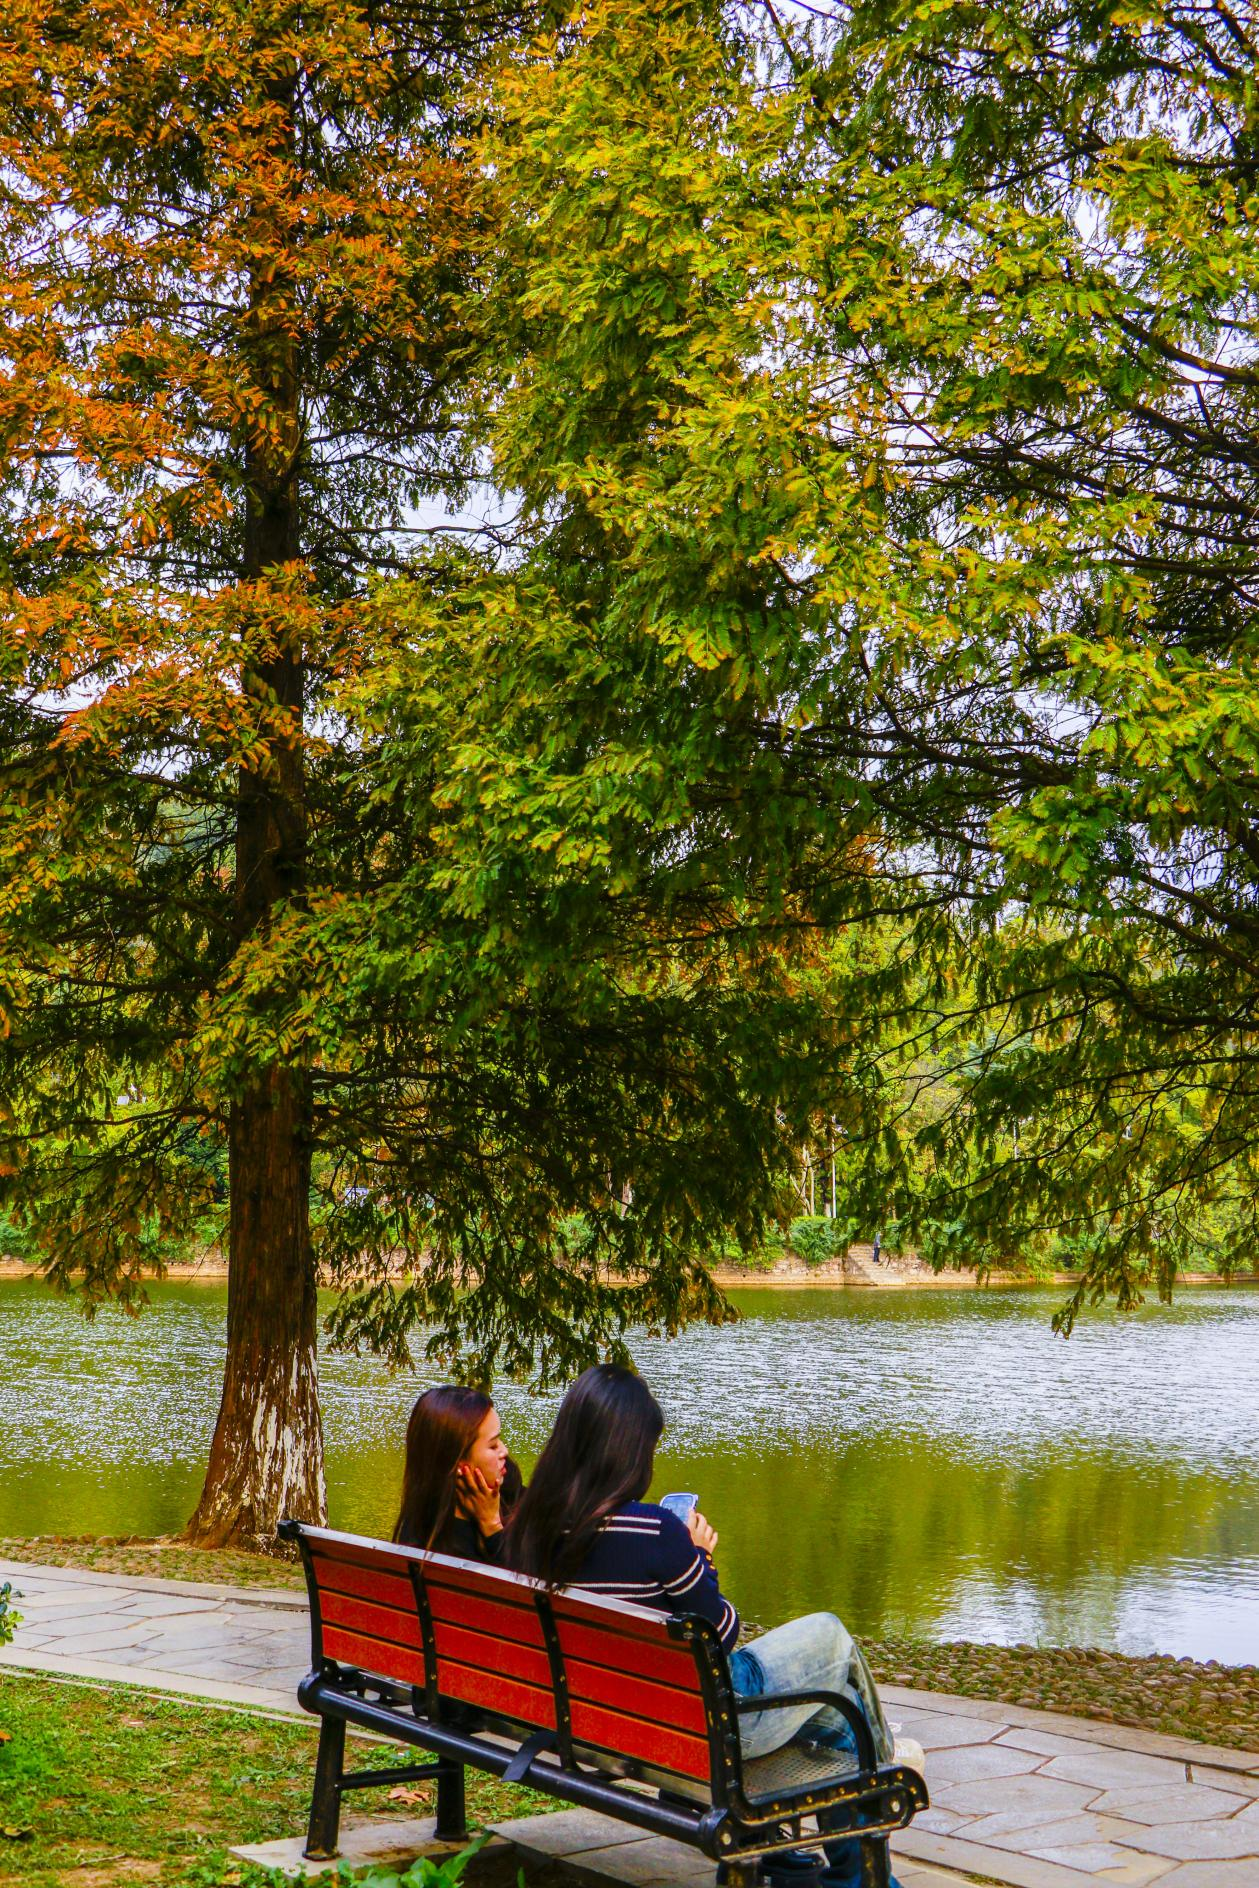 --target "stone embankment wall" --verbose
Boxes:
[709,1243,988,1288]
